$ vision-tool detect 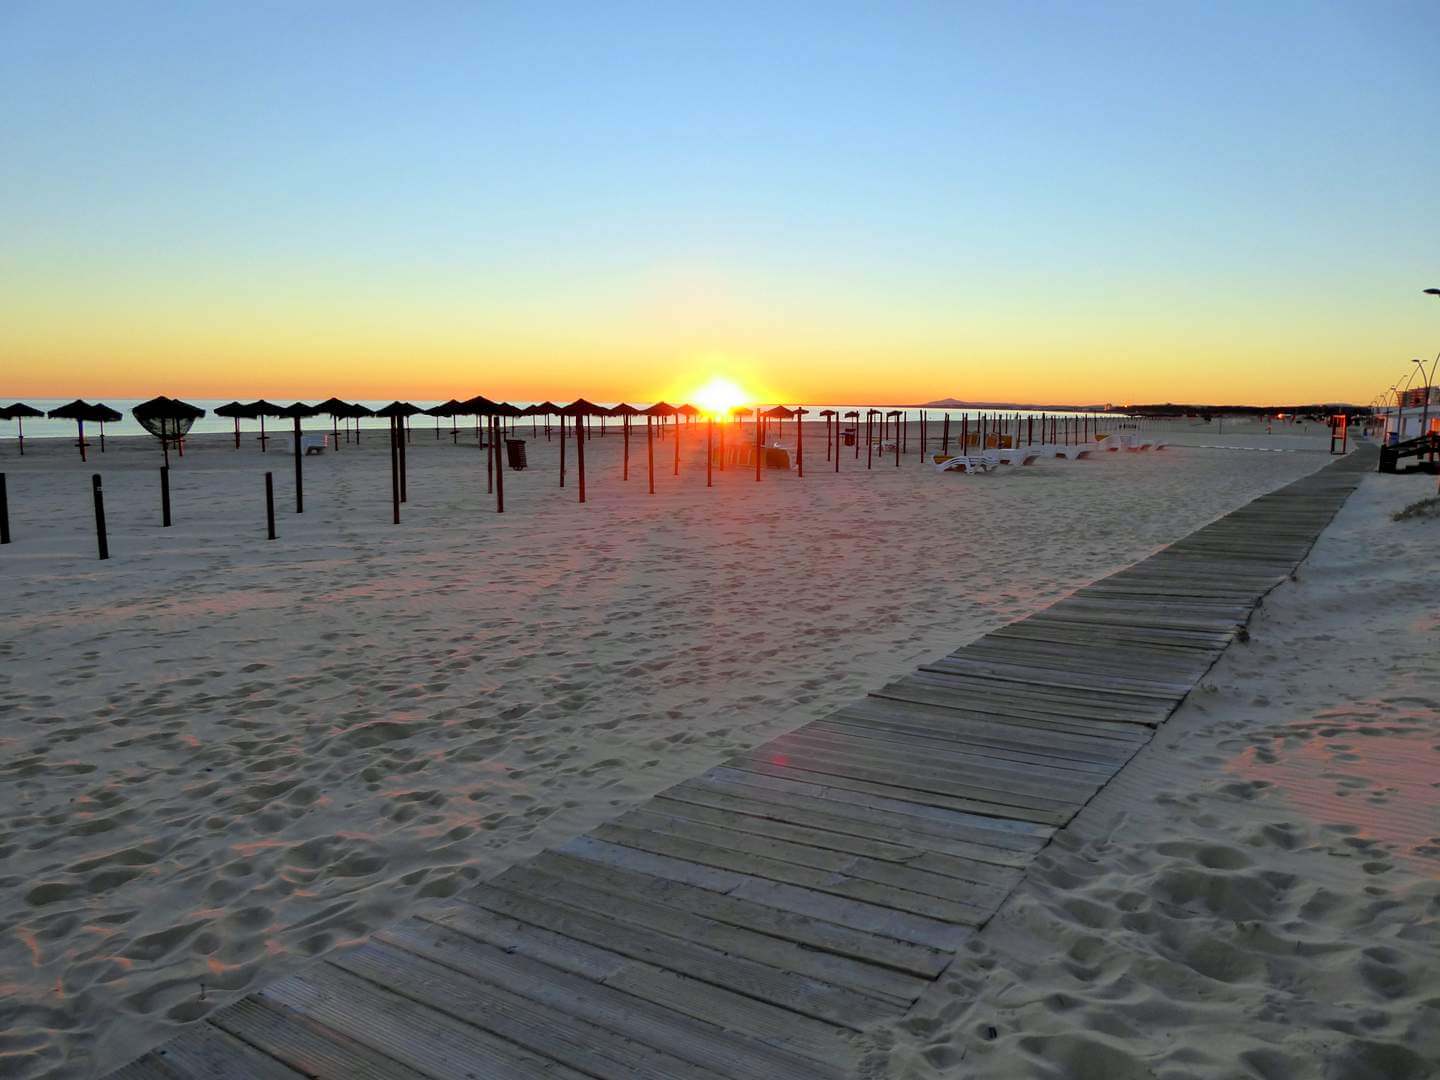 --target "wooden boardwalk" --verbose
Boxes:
[109,450,1374,1080]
